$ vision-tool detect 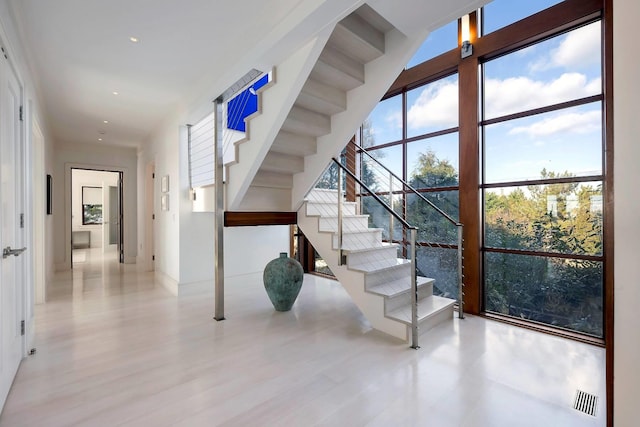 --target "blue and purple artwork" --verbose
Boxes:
[227,74,270,132]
